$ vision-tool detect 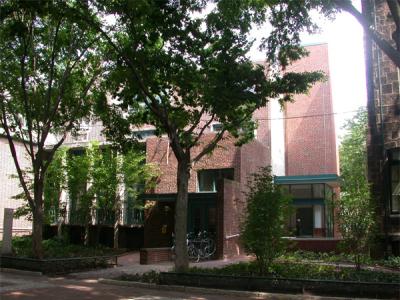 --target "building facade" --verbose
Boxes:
[140,43,341,262]
[363,0,400,255]
[0,136,33,238]
[0,43,341,260]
